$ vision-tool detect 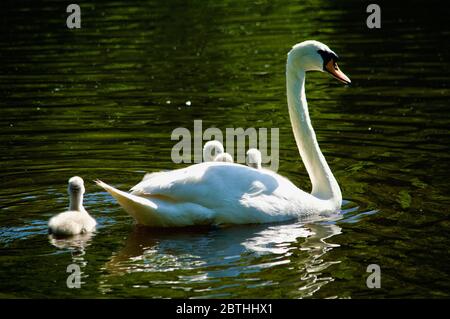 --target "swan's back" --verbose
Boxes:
[127,162,322,224]
[98,162,338,226]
